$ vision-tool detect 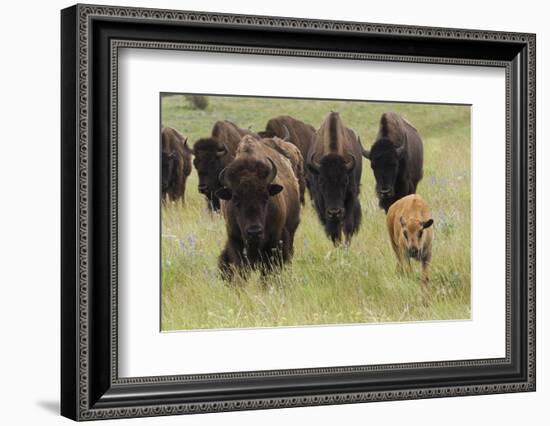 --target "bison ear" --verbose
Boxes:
[422,219,434,229]
[282,124,291,141]
[399,216,407,227]
[268,184,283,196]
[215,187,232,200]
